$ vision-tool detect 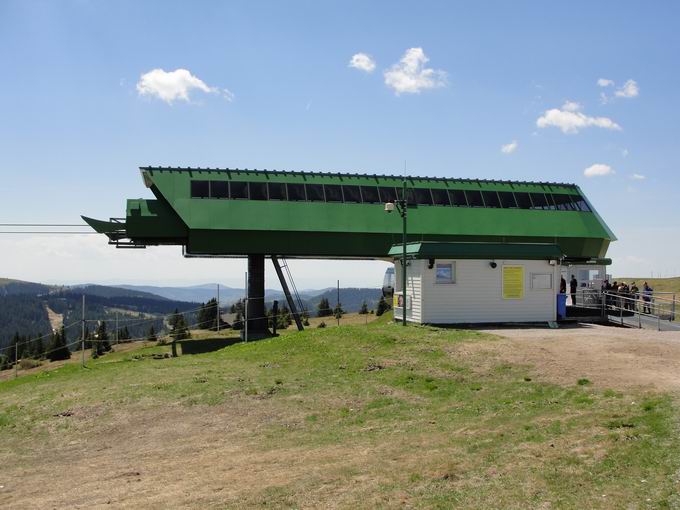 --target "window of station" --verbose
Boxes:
[449,189,468,207]
[305,184,325,202]
[529,192,549,210]
[378,186,398,203]
[414,188,433,205]
[230,181,249,199]
[431,188,450,206]
[210,181,228,199]
[481,191,501,208]
[191,180,210,198]
[552,193,576,211]
[287,183,306,201]
[360,186,380,204]
[514,192,532,209]
[573,198,591,212]
[343,185,362,203]
[465,190,484,207]
[189,180,591,214]
[324,184,343,202]
[268,182,286,200]
[544,193,558,210]
[498,191,518,208]
[249,182,268,200]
